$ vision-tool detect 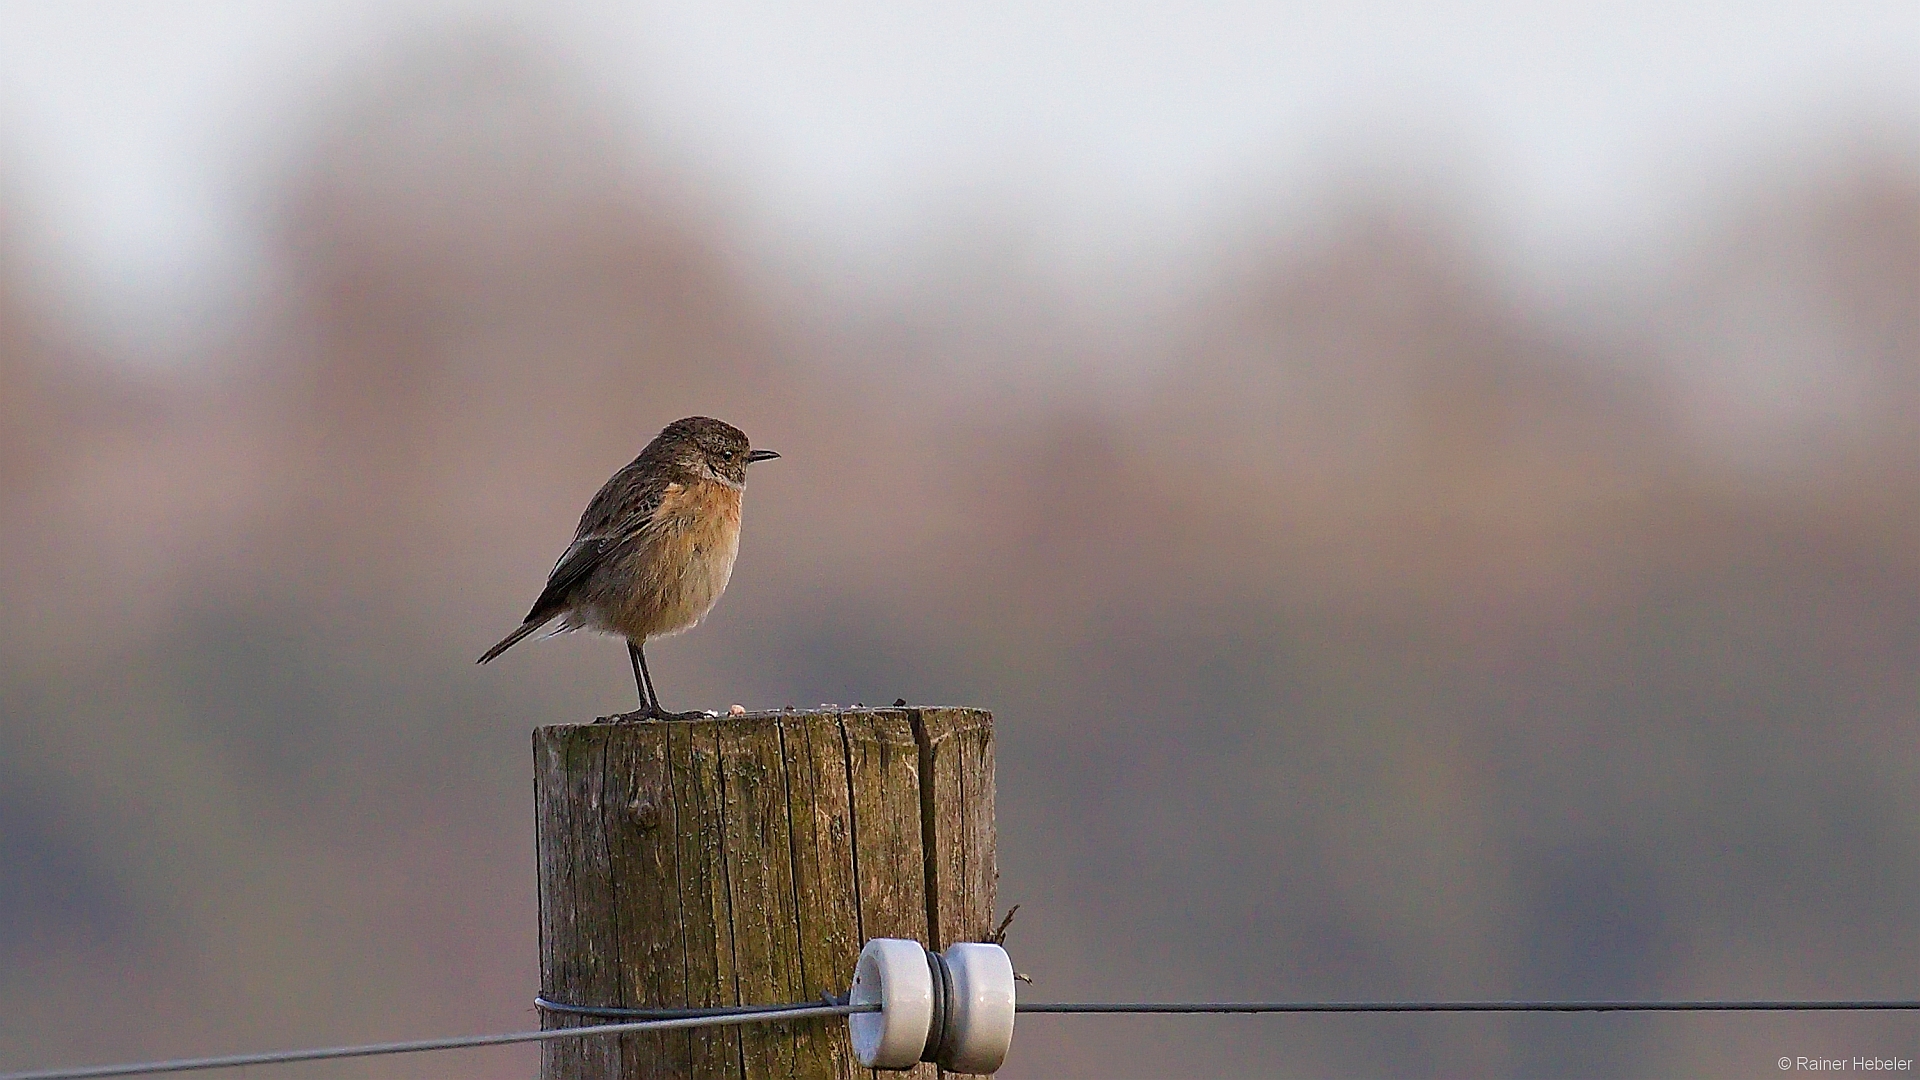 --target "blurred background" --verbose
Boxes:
[2,2,1918,1076]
